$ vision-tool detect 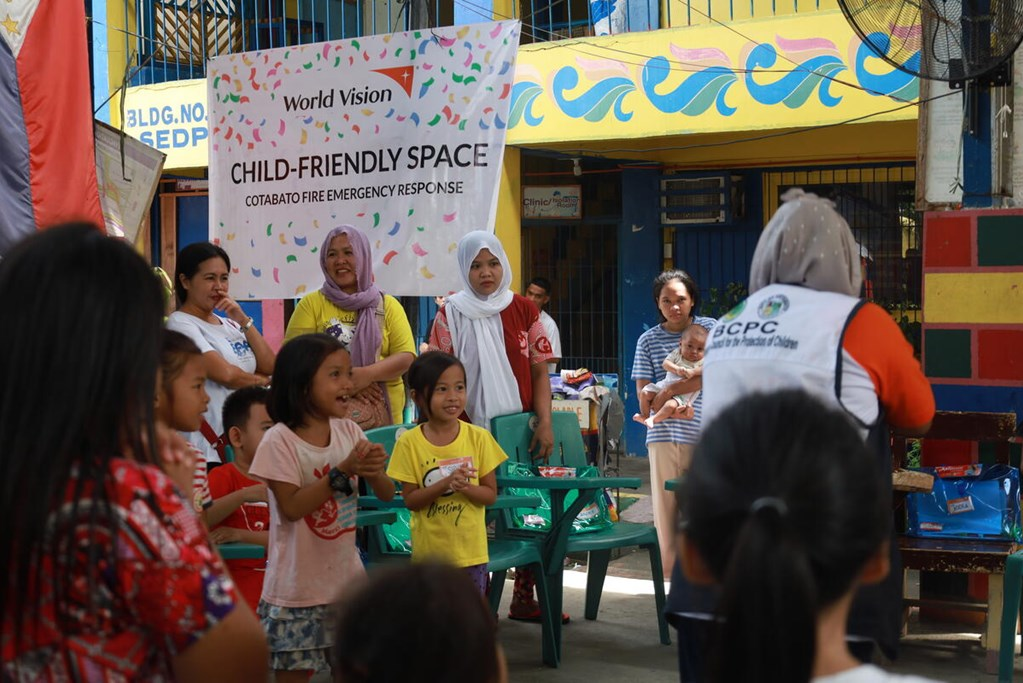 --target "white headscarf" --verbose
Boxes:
[445,231,521,429]
[748,189,863,297]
